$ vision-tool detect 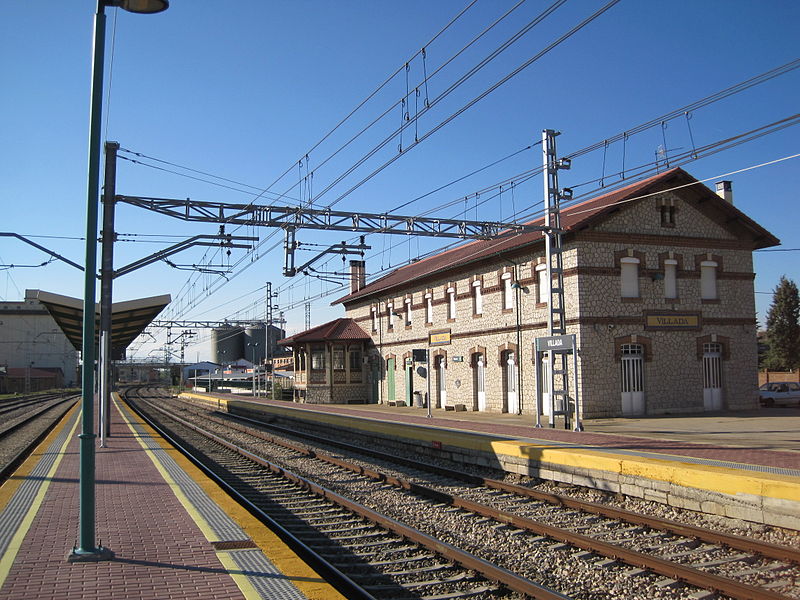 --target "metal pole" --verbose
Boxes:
[71,0,110,561]
[99,141,118,446]
[572,334,583,431]
[514,267,523,415]
[426,349,432,418]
